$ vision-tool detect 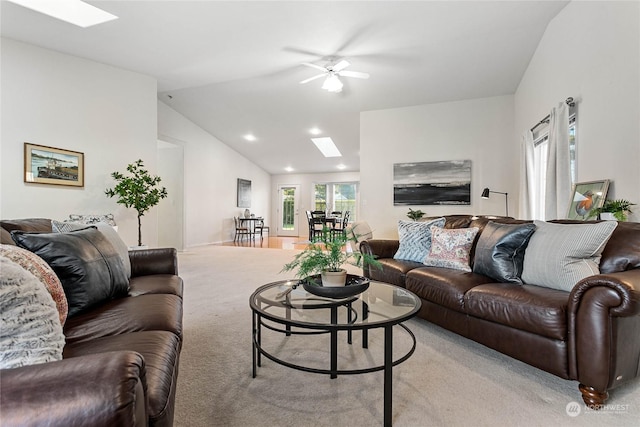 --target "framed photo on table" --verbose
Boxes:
[567,180,609,220]
[24,143,84,187]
